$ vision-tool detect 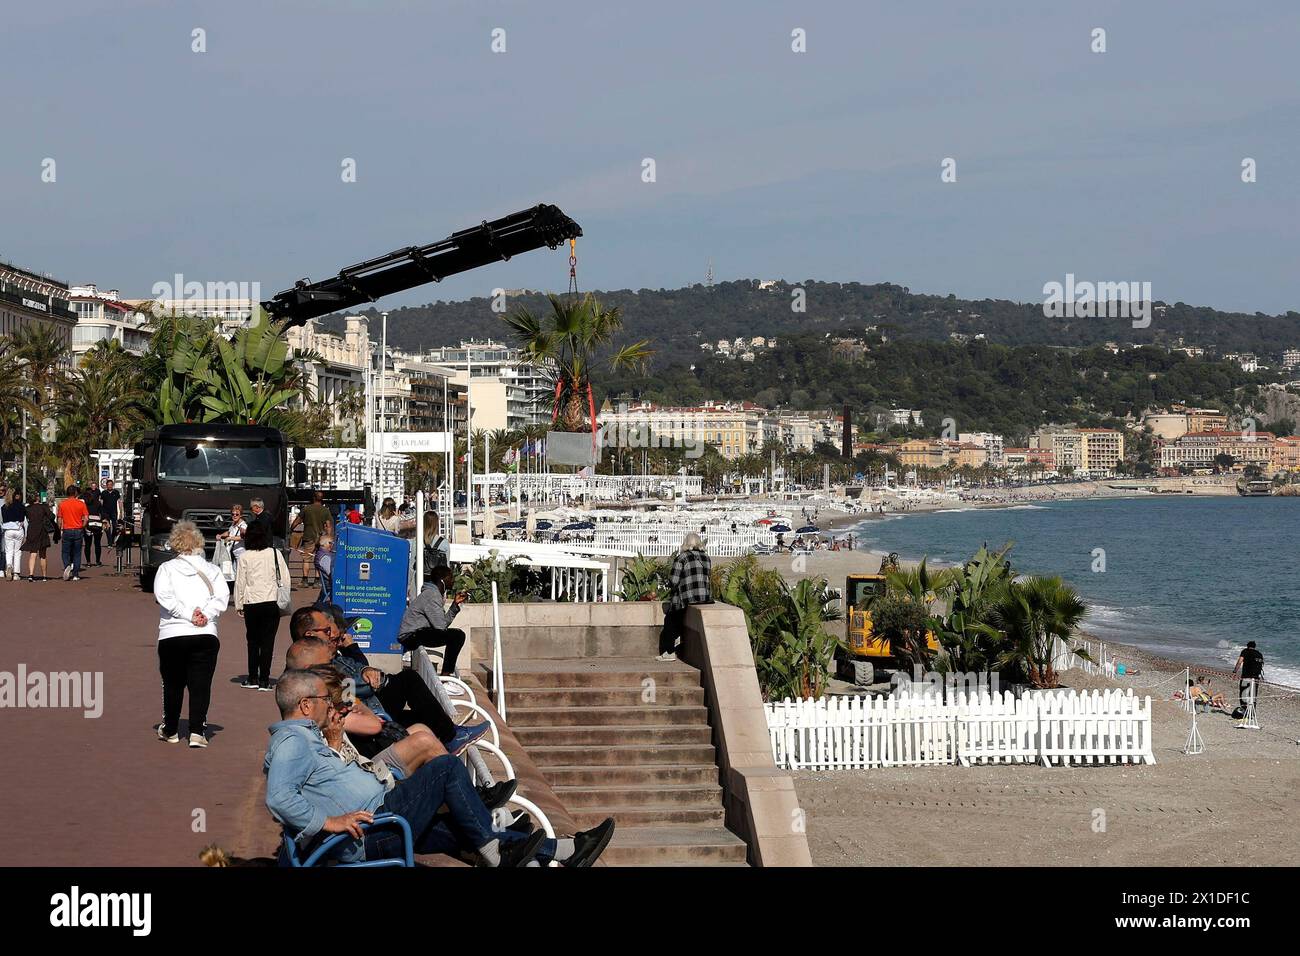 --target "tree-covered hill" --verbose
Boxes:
[321,278,1300,370]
